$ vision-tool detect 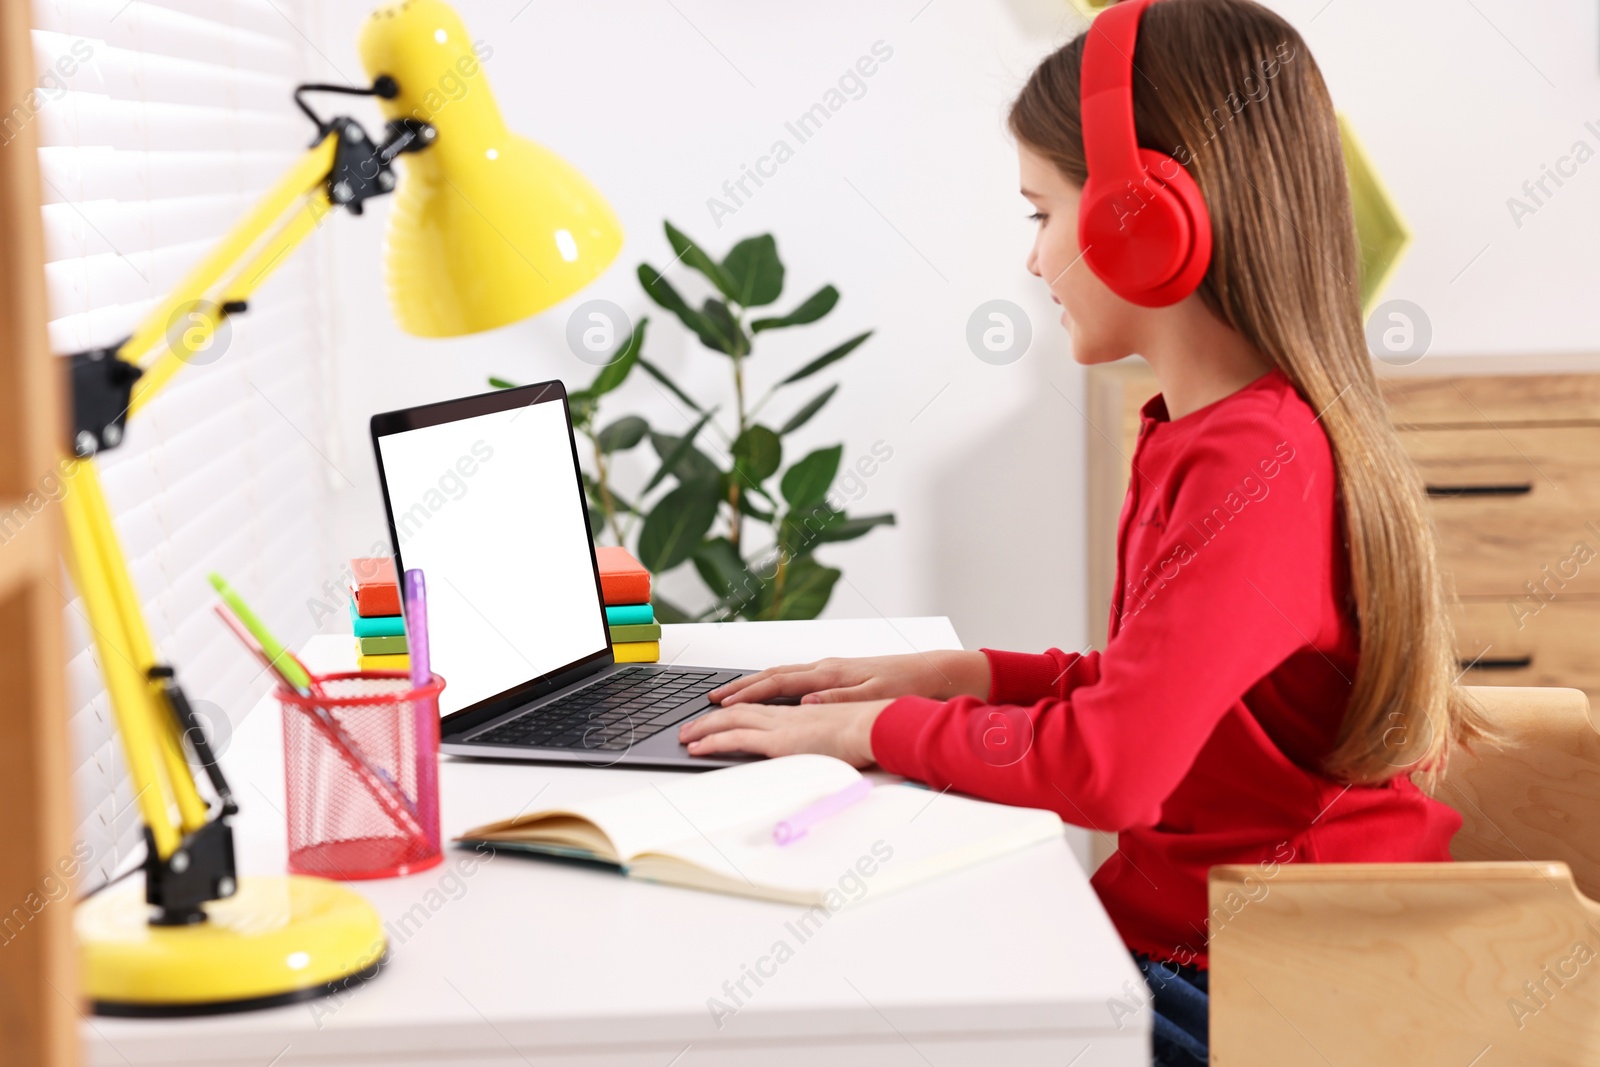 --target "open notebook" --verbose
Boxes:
[456,754,1064,906]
